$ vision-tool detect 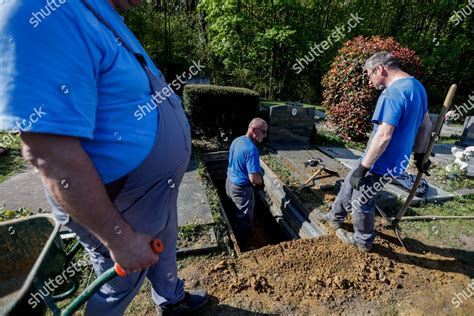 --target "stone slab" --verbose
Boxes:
[177,159,215,226]
[273,143,345,180]
[318,146,455,205]
[457,116,474,147]
[271,144,400,214]
[440,124,463,138]
[0,166,50,211]
[0,161,215,228]
[269,105,315,144]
